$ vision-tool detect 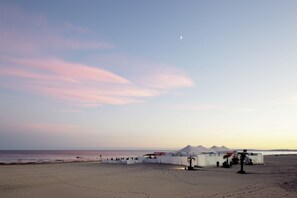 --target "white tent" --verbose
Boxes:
[196,145,213,153]
[176,145,234,156]
[176,145,201,155]
[210,145,232,152]
[176,145,214,155]
[221,146,232,151]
